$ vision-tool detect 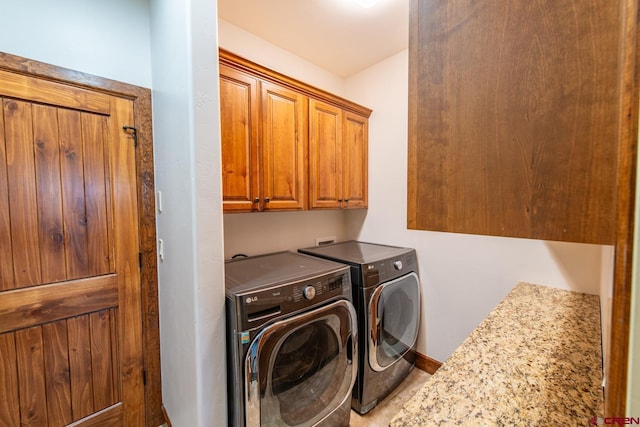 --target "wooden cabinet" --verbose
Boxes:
[219,64,307,212]
[342,111,368,208]
[309,99,368,209]
[259,80,307,211]
[219,49,371,213]
[219,64,259,212]
[407,0,623,244]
